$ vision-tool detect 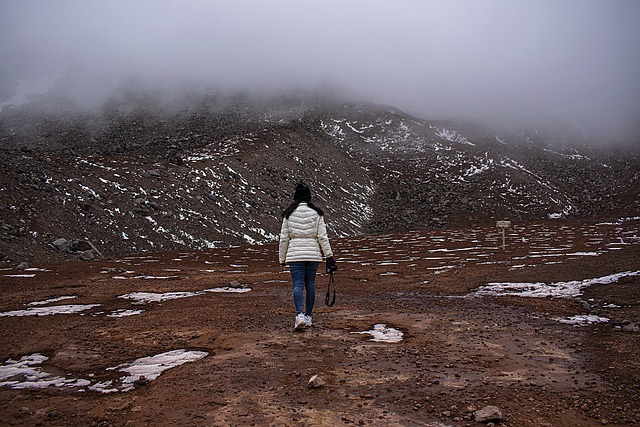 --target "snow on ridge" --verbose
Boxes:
[548,205,574,219]
[0,69,65,111]
[435,128,475,146]
[463,161,491,177]
[320,120,347,141]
